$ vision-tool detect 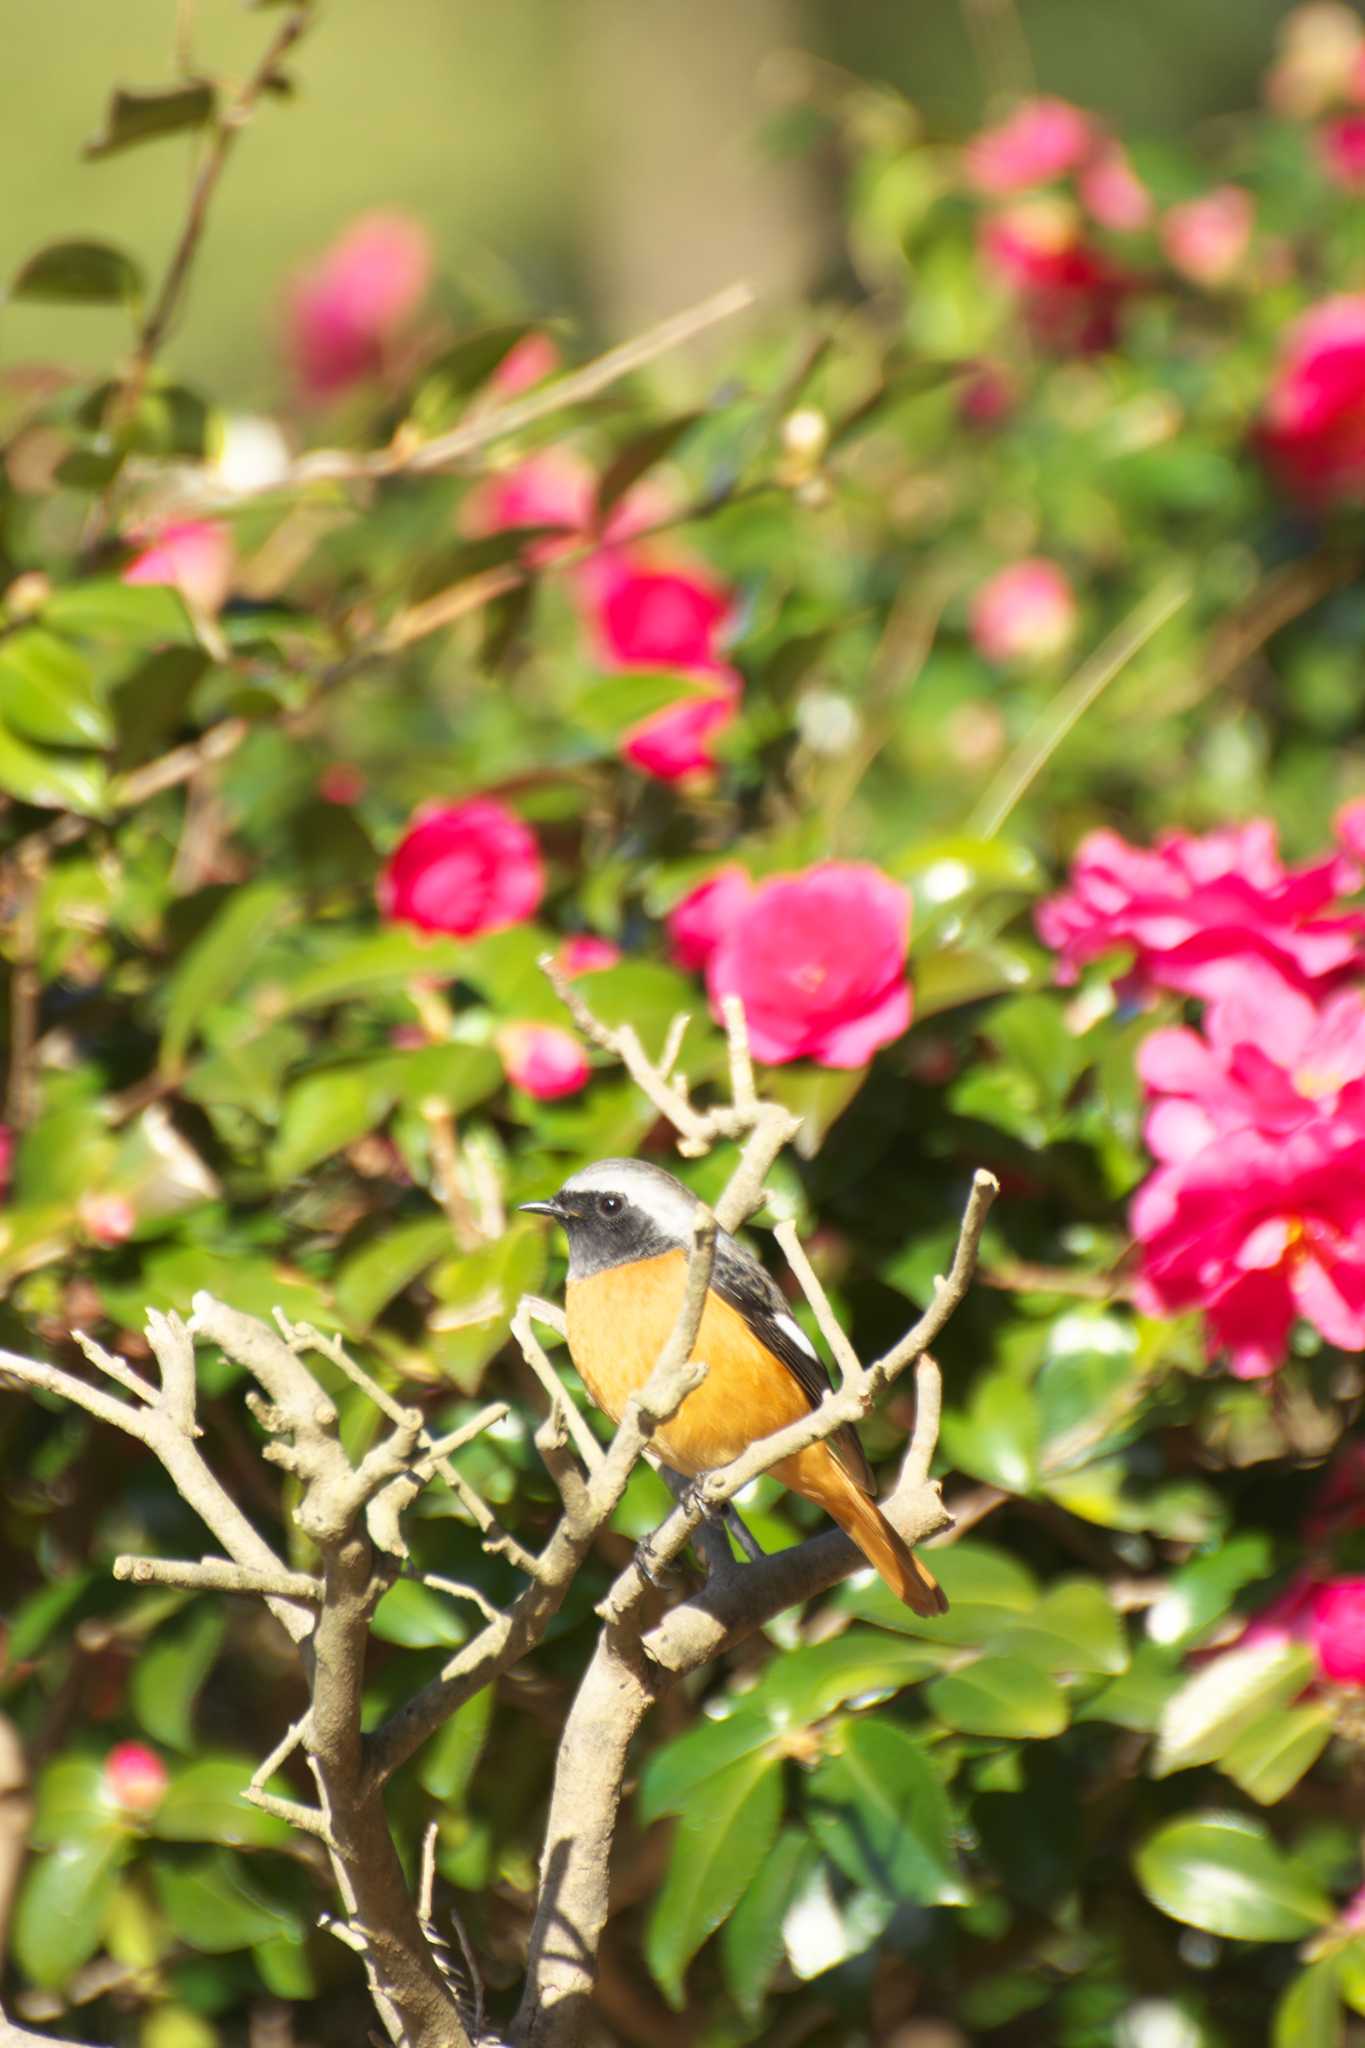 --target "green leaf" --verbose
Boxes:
[804,1719,966,1905]
[1152,1639,1316,1777]
[151,1847,301,1952]
[1074,1641,1184,1732]
[409,322,540,429]
[161,881,295,1072]
[335,1213,453,1331]
[842,1537,1037,1644]
[1144,1536,1275,1649]
[926,1655,1068,1738]
[12,1833,127,1986]
[131,1602,227,1751]
[939,1372,1039,1493]
[10,238,144,305]
[644,1751,783,2009]
[43,578,196,645]
[987,1578,1128,1677]
[0,719,106,814]
[371,1578,470,1649]
[153,1757,291,1849]
[721,1828,818,2020]
[1134,1812,1333,1942]
[268,1062,399,1184]
[596,412,702,522]
[1274,1960,1343,2048]
[0,629,113,746]
[1221,1699,1336,1806]
[253,1931,318,2001]
[84,81,217,158]
[573,668,712,739]
[278,929,466,1012]
[31,1756,110,1846]
[417,1685,493,1803]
